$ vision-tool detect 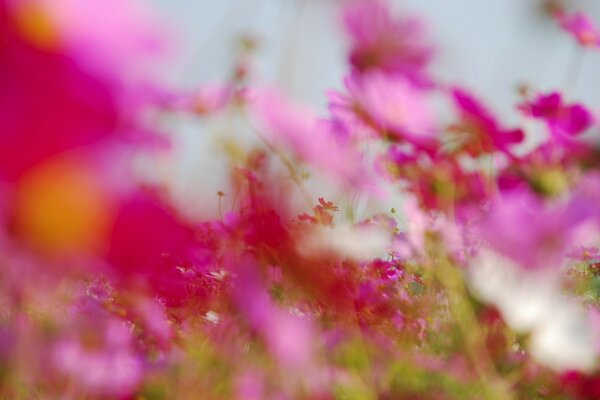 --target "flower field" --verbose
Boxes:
[2,0,600,398]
